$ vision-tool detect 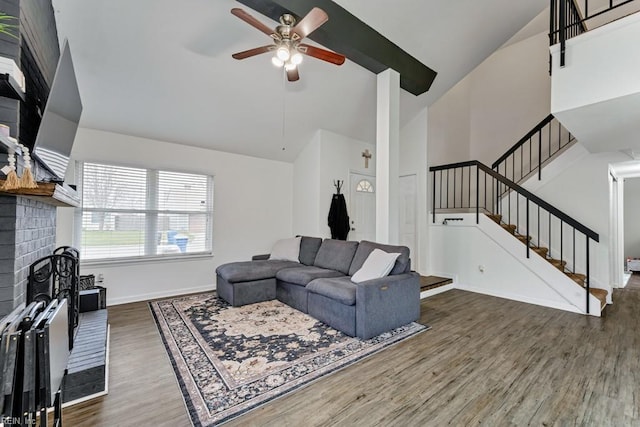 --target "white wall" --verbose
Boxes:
[427,78,471,166]
[400,106,428,273]
[293,131,321,237]
[468,32,551,164]
[292,129,375,238]
[427,31,551,168]
[550,12,640,153]
[624,177,640,258]
[318,130,376,238]
[57,128,293,305]
[551,12,640,113]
